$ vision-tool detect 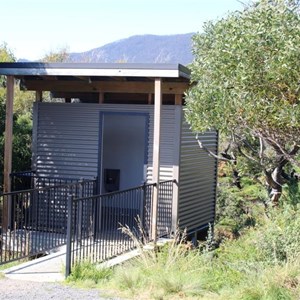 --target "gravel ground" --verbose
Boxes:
[0,277,121,300]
